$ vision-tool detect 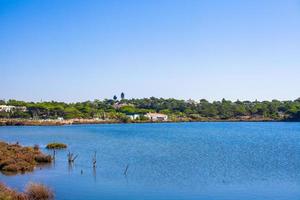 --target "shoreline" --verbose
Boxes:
[0,118,294,126]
